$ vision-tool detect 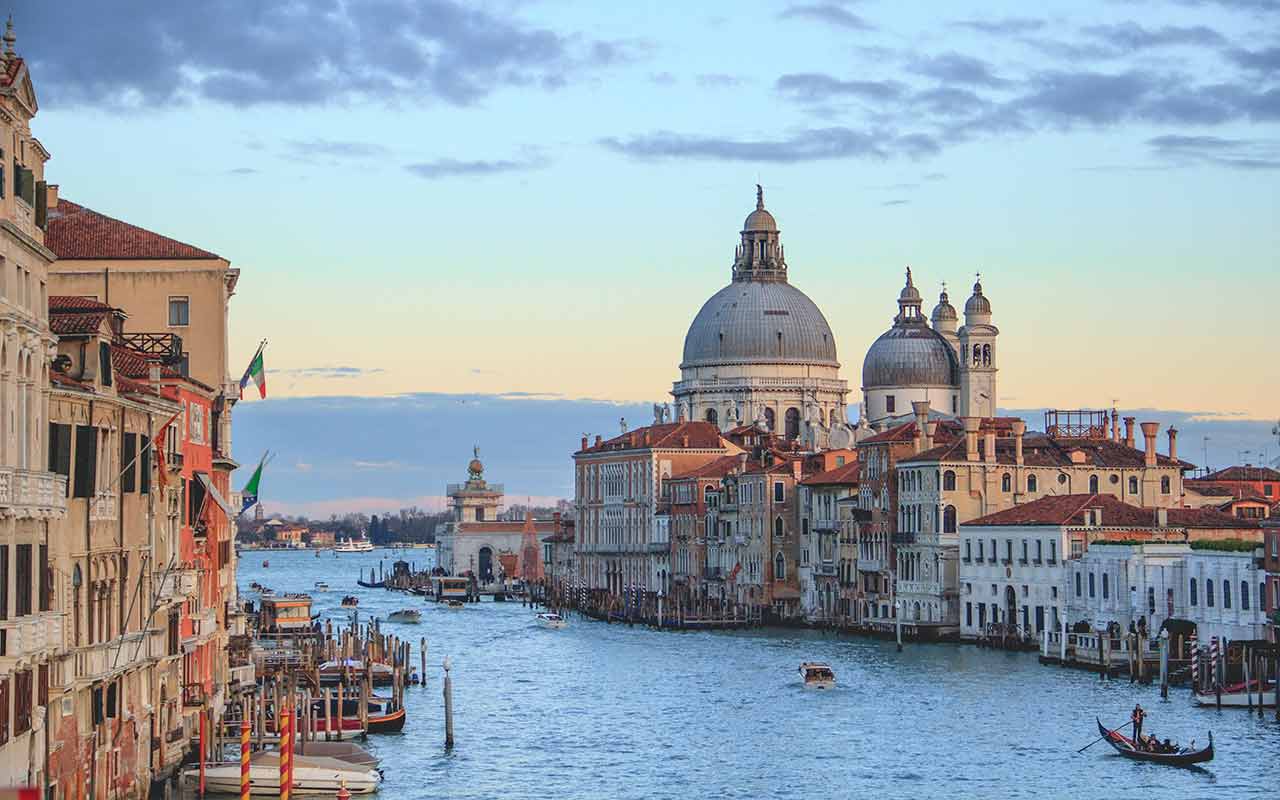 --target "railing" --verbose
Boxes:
[646,542,670,553]
[156,569,198,601]
[812,519,840,532]
[229,664,255,686]
[813,562,837,577]
[445,483,504,495]
[672,376,847,392]
[891,531,916,545]
[193,608,218,640]
[182,682,205,708]
[0,613,64,659]
[0,469,68,518]
[72,634,146,683]
[858,558,883,572]
[90,490,117,521]
[116,332,184,364]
